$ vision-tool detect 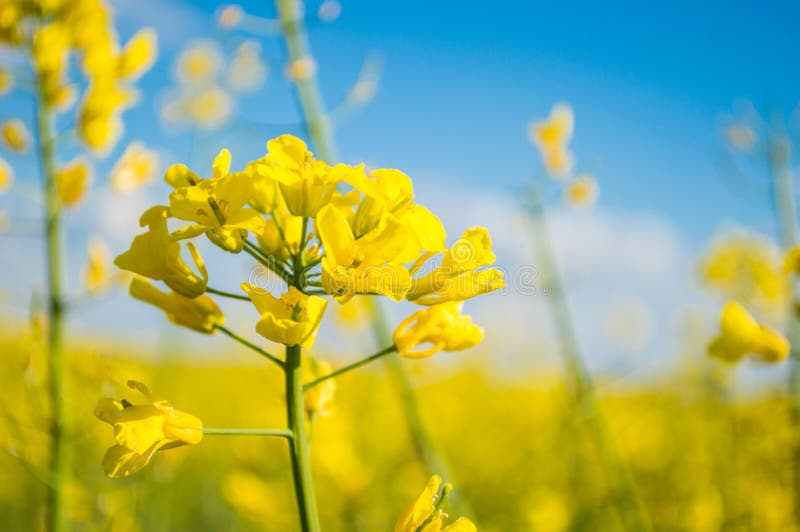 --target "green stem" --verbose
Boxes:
[205,286,250,301]
[303,345,396,391]
[35,74,67,532]
[244,241,293,285]
[285,343,320,532]
[214,324,284,368]
[203,428,293,438]
[525,186,652,532]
